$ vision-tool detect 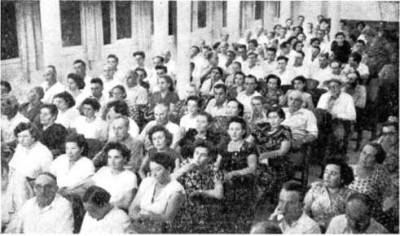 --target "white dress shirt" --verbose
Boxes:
[55,107,80,129]
[204,99,229,117]
[70,115,108,141]
[1,112,29,143]
[317,91,356,121]
[126,85,148,106]
[279,212,321,234]
[41,81,66,104]
[326,214,388,234]
[179,114,198,132]
[80,207,133,233]
[236,91,262,116]
[274,68,296,85]
[282,107,318,141]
